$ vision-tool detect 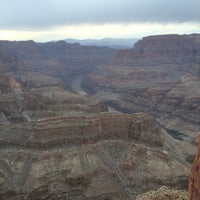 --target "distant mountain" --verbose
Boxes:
[65,38,139,49]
